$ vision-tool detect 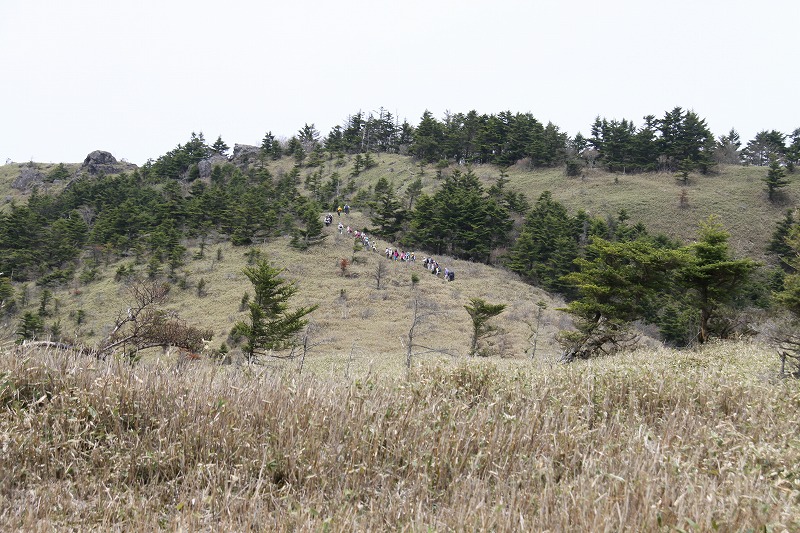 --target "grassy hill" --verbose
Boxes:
[1,207,567,371]
[345,156,794,261]
[1,153,794,367]
[3,155,794,261]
